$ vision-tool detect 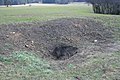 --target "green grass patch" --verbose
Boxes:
[0,51,120,80]
[60,52,120,80]
[0,51,54,80]
[0,4,120,25]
